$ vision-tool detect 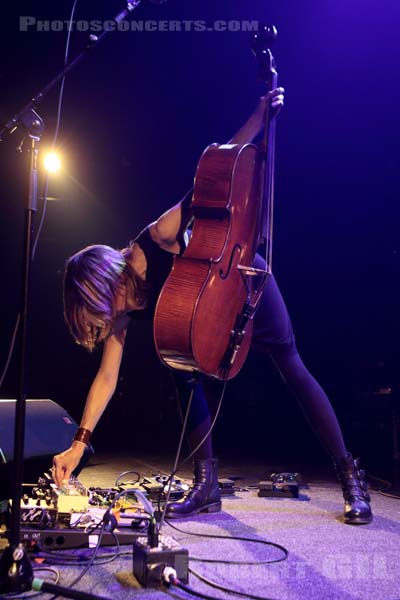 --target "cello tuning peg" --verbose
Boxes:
[250,24,278,52]
[261,24,278,41]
